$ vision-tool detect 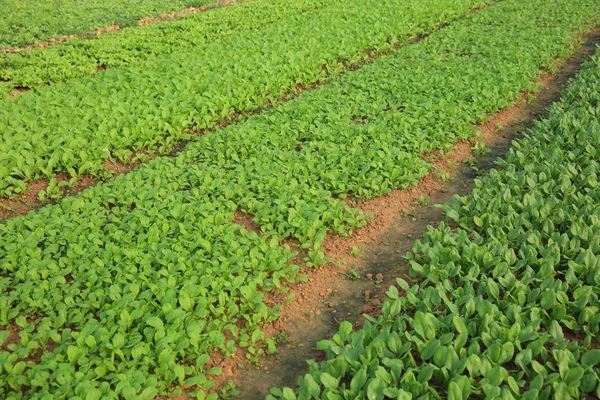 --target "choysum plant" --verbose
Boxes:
[1,0,600,397]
